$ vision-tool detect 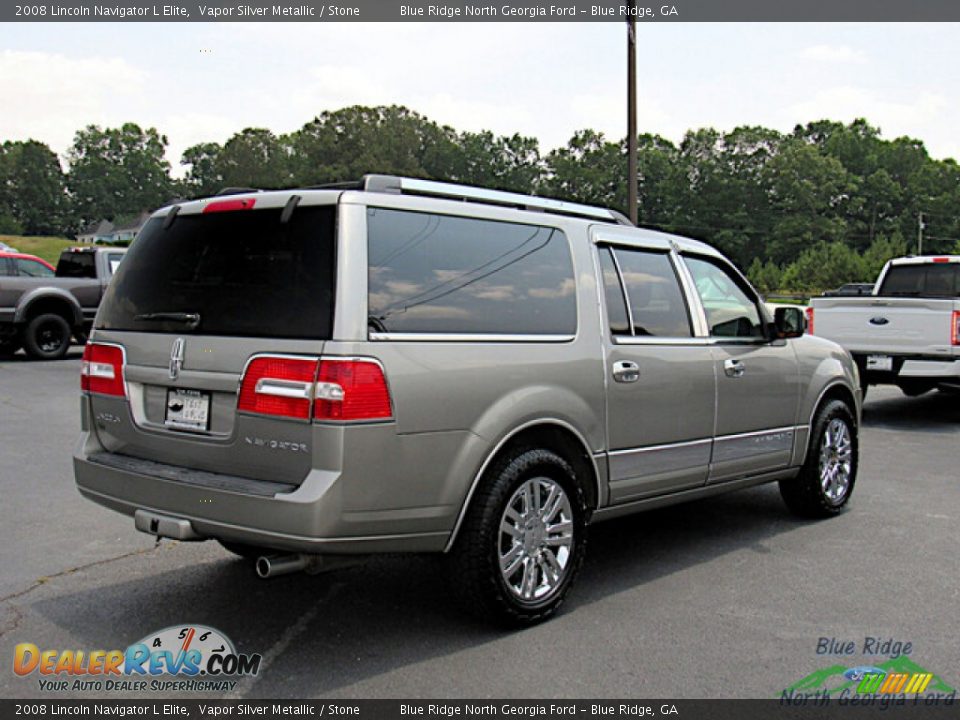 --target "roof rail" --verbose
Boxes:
[358,175,633,226]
